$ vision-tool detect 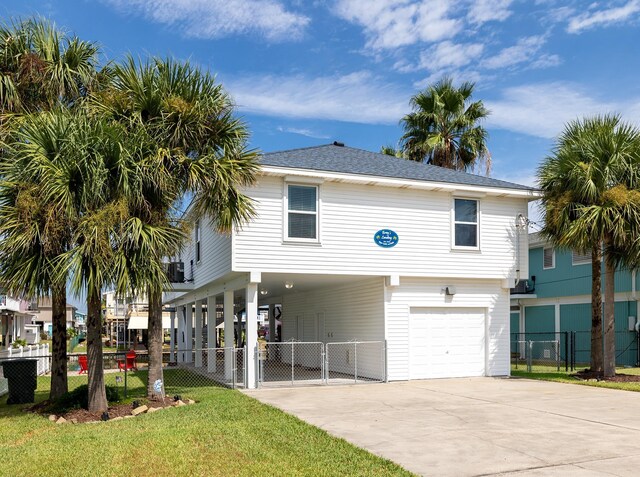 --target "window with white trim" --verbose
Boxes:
[286,184,318,240]
[453,198,478,248]
[543,247,555,269]
[195,220,201,263]
[572,250,591,265]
